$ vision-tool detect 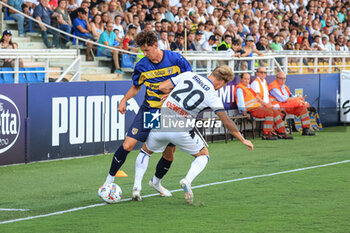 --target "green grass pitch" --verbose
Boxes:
[1,127,350,232]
